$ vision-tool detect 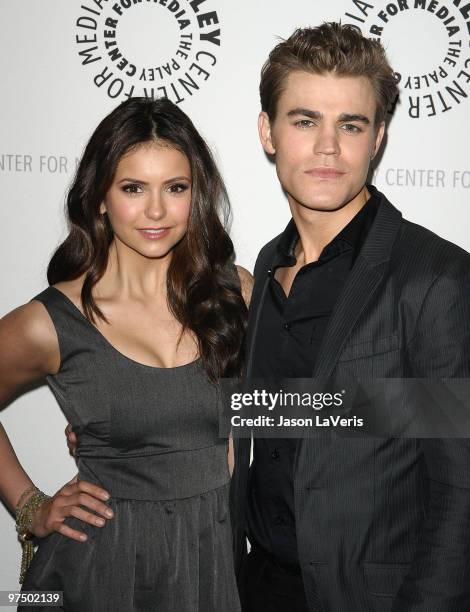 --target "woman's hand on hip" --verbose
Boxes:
[30,475,113,541]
